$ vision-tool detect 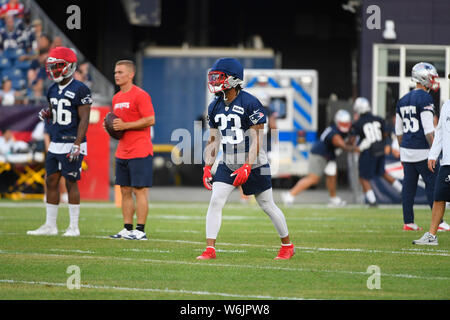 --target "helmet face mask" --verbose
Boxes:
[208,58,244,94]
[207,71,231,93]
[429,74,440,92]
